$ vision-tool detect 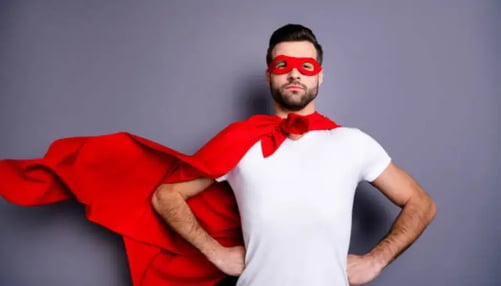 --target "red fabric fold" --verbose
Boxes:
[0,112,338,286]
